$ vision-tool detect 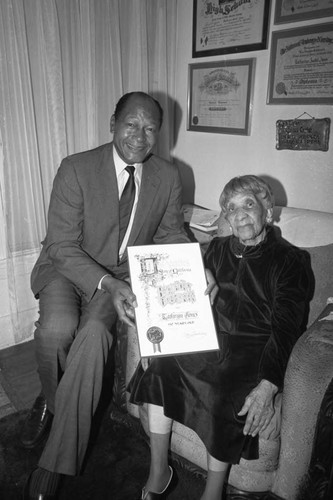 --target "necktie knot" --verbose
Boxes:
[125,165,135,177]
